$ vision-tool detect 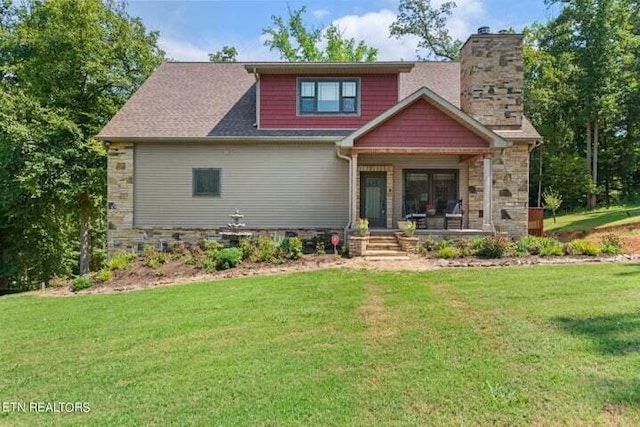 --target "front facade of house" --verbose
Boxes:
[99,31,541,254]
